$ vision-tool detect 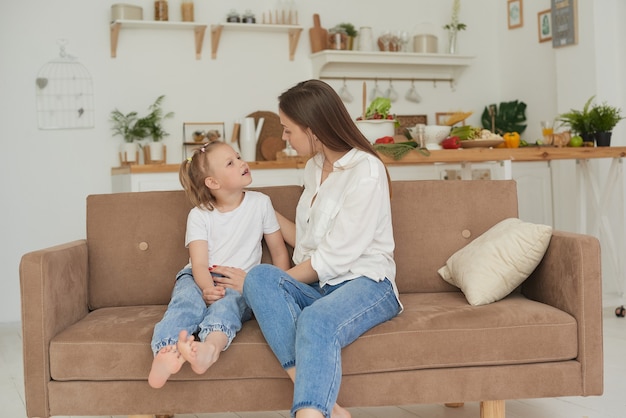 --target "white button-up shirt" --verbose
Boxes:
[293,148,399,303]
